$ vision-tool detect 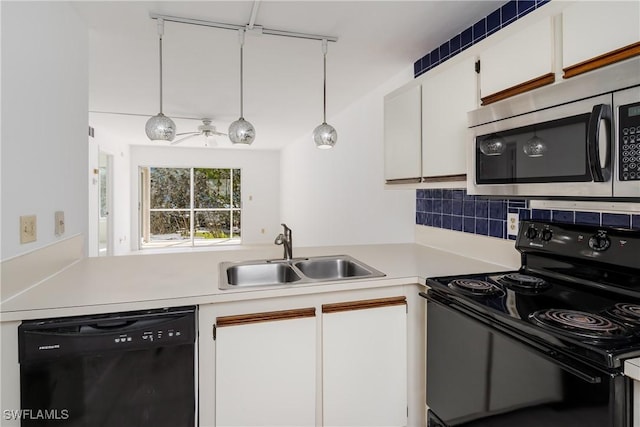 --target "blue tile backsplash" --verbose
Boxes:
[416,189,640,241]
[414,0,550,77]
